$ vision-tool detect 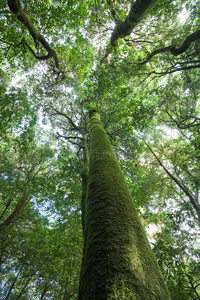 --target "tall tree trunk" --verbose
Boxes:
[81,134,89,235]
[78,111,171,299]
